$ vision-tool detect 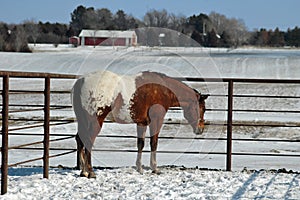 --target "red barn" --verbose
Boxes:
[69,36,80,47]
[78,30,137,47]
